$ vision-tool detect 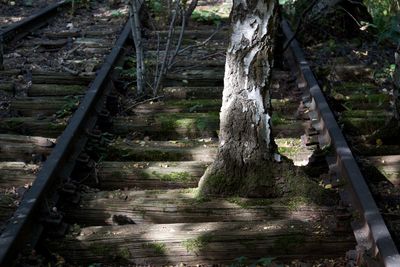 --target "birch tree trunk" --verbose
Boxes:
[198,0,278,197]
[185,0,198,23]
